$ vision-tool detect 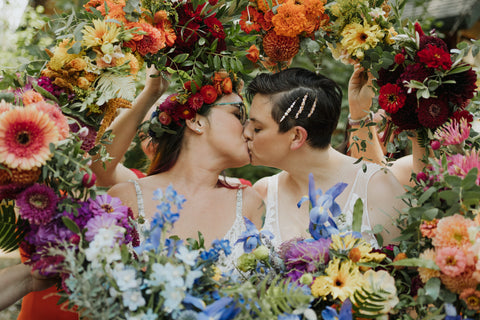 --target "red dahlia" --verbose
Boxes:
[417,98,450,128]
[439,66,478,107]
[378,83,407,114]
[205,16,225,39]
[417,44,452,70]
